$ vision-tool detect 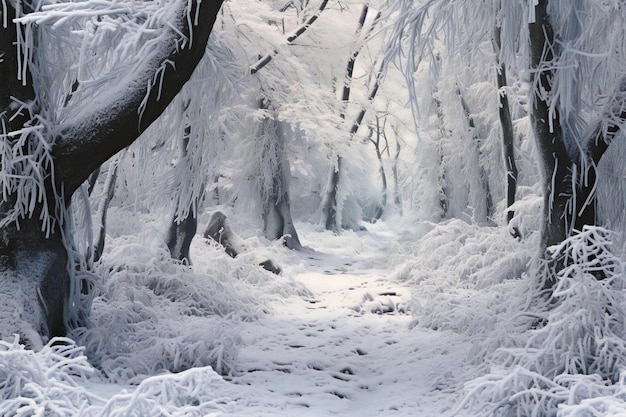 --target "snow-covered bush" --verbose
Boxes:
[68,216,307,384]
[0,337,98,416]
[397,219,533,338]
[458,226,626,416]
[0,336,237,416]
